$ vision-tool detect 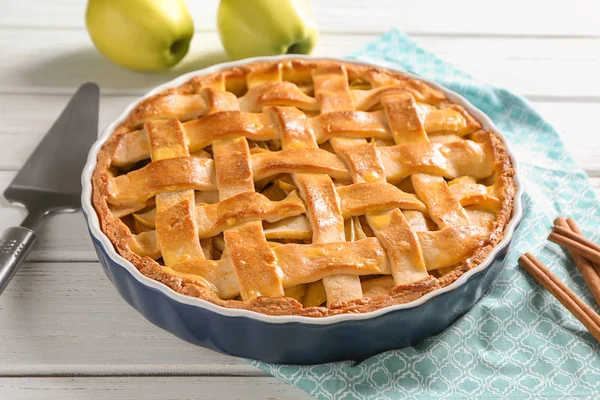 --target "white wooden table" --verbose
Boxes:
[0,1,599,398]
